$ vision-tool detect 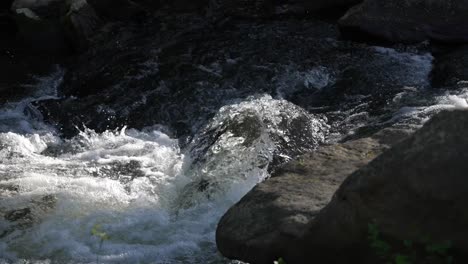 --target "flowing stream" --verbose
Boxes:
[1,45,468,263]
